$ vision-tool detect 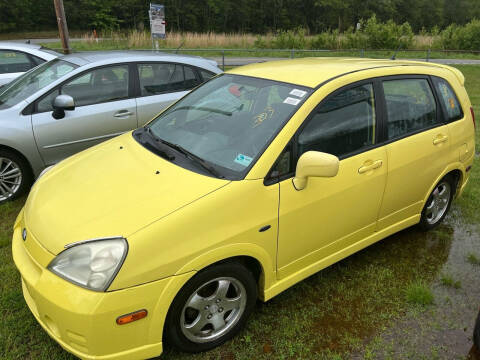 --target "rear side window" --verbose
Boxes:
[0,50,34,74]
[137,63,201,96]
[200,69,215,81]
[298,83,376,158]
[383,78,438,140]
[433,77,463,122]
